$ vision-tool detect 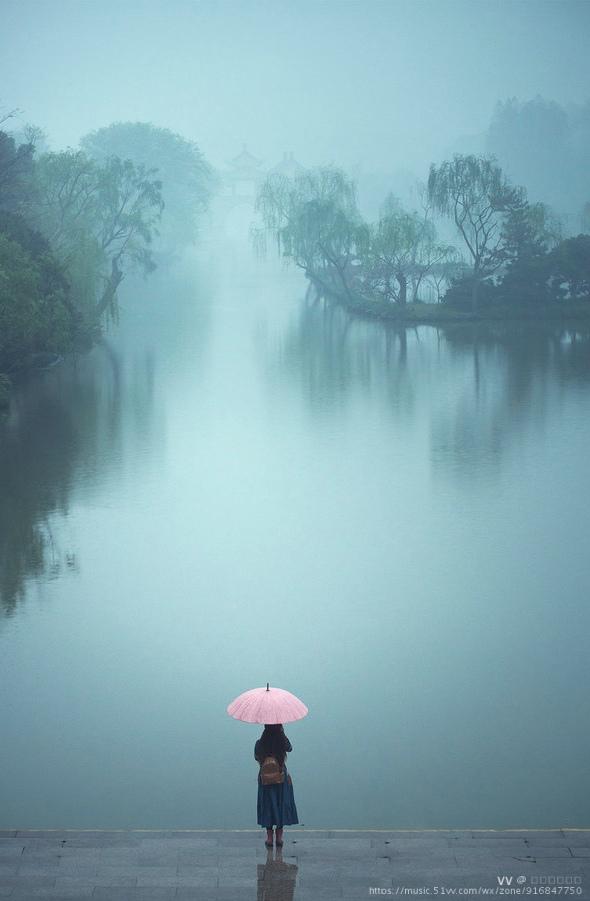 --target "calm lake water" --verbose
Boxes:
[1,237,589,829]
